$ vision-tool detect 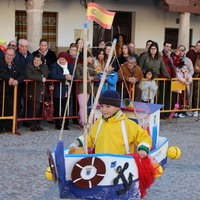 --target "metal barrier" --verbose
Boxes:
[0,80,18,134]
[1,78,200,134]
[17,79,81,125]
